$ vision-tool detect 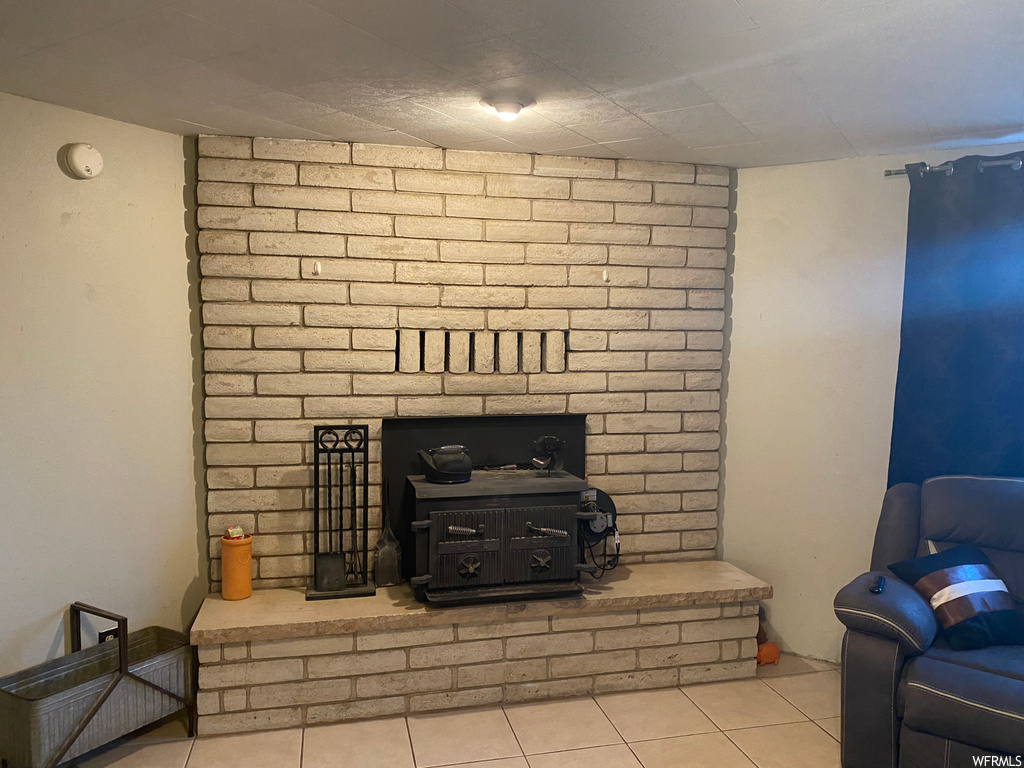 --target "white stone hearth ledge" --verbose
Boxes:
[190,561,770,734]
[191,561,770,645]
